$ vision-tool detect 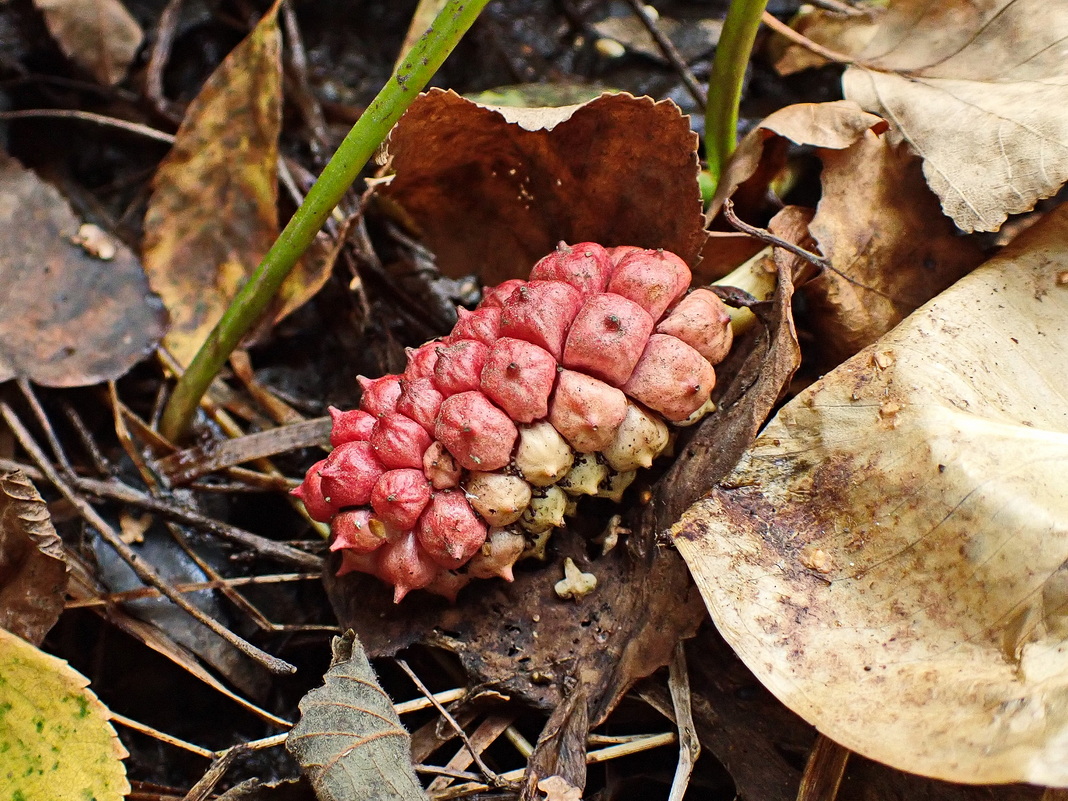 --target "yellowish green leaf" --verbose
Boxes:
[0,627,128,800]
